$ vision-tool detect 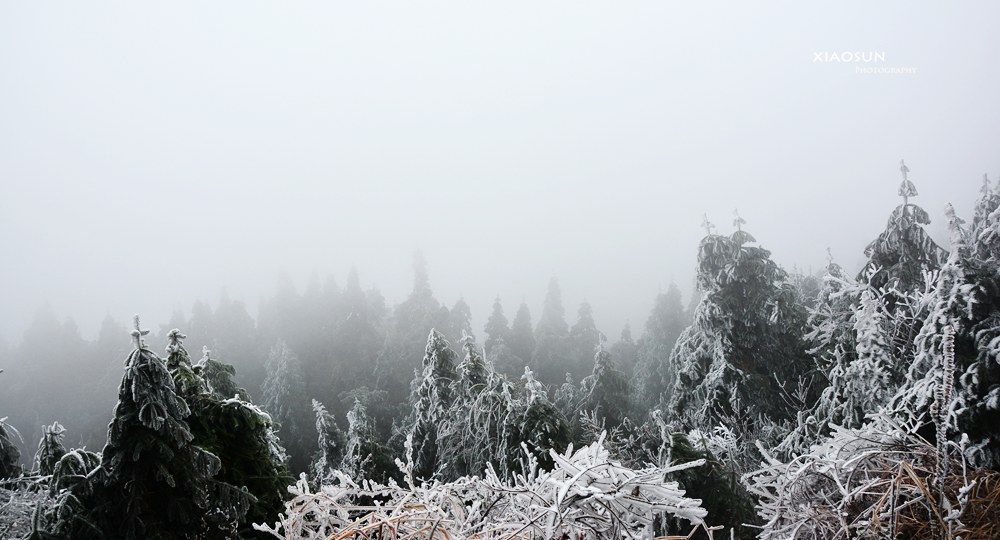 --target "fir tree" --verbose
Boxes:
[310,399,346,486]
[508,302,536,365]
[554,372,579,427]
[568,301,601,380]
[892,188,1000,465]
[407,329,458,480]
[445,298,475,346]
[483,296,510,357]
[98,316,224,539]
[668,220,811,444]
[341,397,390,482]
[261,339,309,472]
[859,160,947,295]
[518,367,570,472]
[533,278,571,384]
[631,283,687,419]
[609,323,639,376]
[164,328,290,538]
[580,340,630,430]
